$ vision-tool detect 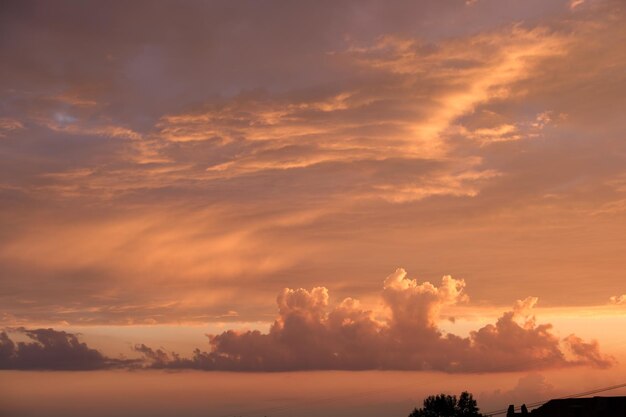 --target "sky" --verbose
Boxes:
[1,0,626,416]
